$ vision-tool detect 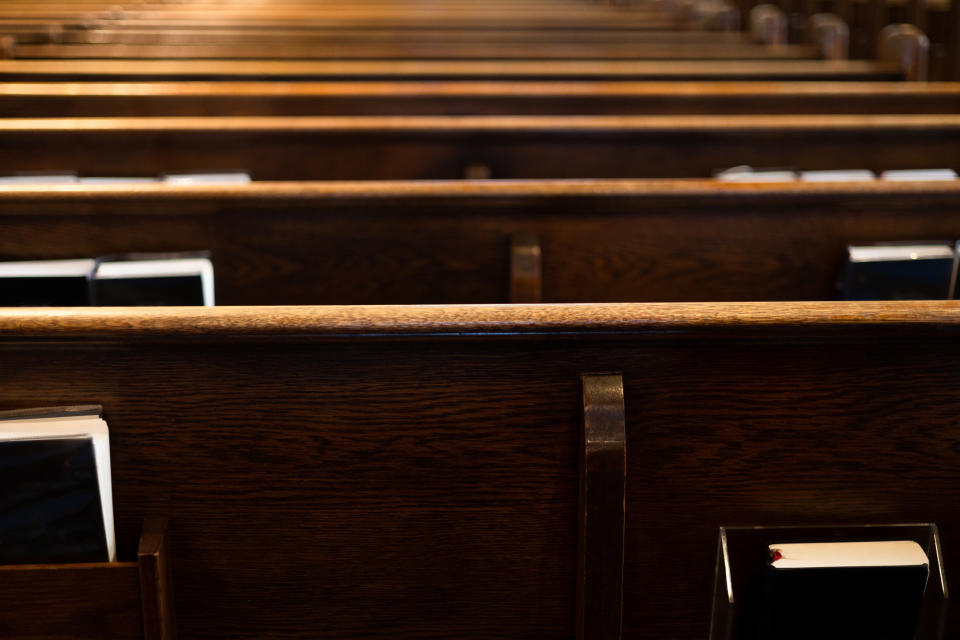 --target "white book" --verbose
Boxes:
[847,244,955,263]
[78,177,160,185]
[95,257,215,306]
[0,258,95,279]
[715,165,797,182]
[880,169,958,182]
[769,540,928,569]
[799,170,876,182]
[0,408,115,562]
[0,174,78,185]
[163,172,251,185]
